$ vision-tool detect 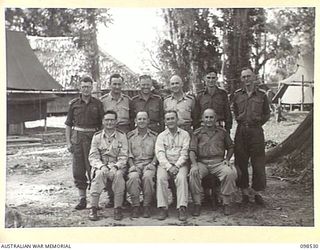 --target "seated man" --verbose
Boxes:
[126,111,158,218]
[155,110,190,221]
[189,108,237,216]
[88,110,128,221]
